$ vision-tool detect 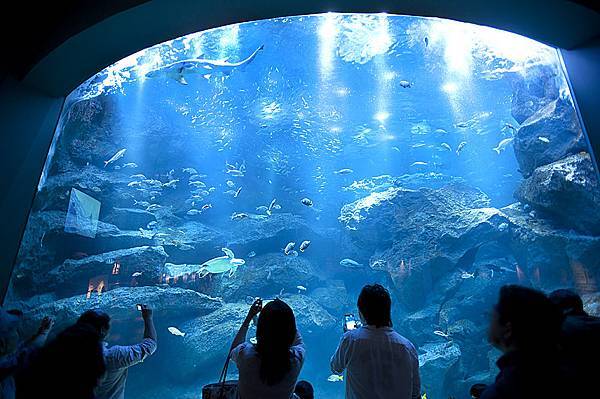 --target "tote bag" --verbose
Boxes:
[202,353,239,399]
